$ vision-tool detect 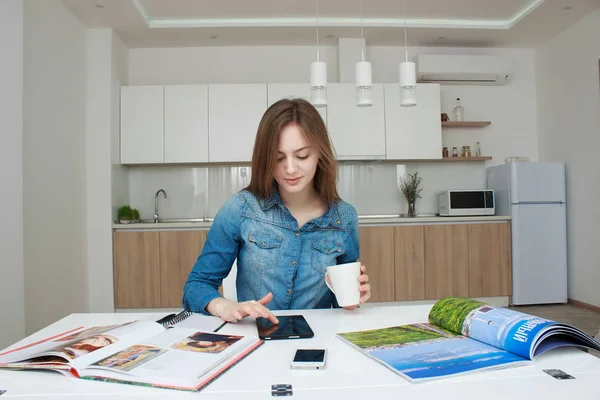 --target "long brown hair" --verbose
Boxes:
[246,98,339,203]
